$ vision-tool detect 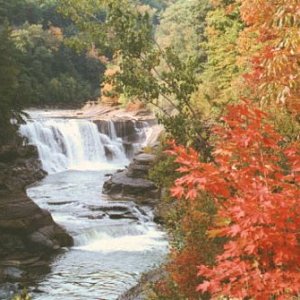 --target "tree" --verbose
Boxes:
[0,24,24,143]
[238,0,300,115]
[191,0,243,118]
[155,0,210,65]
[59,0,211,153]
[169,102,300,299]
